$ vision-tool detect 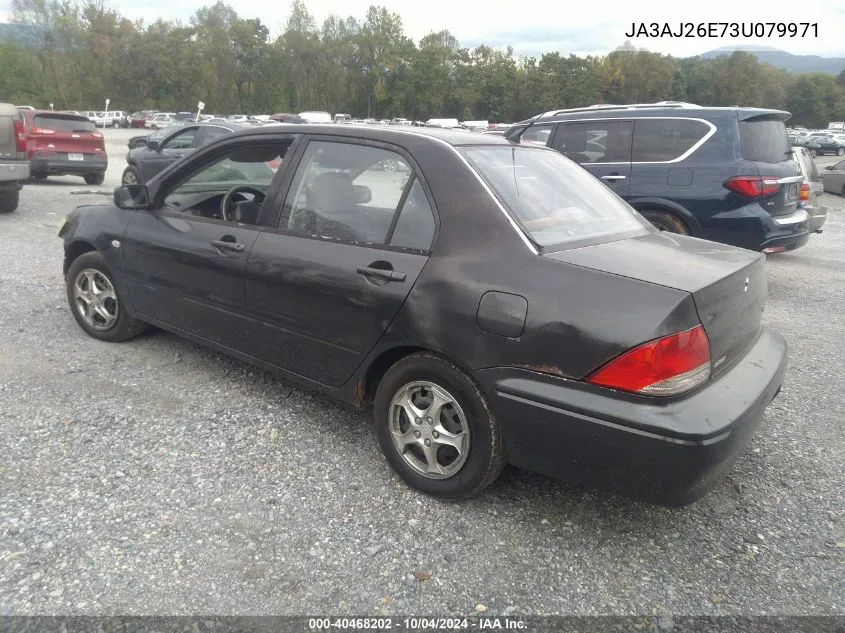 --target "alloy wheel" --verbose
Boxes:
[388,381,471,479]
[72,268,119,330]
